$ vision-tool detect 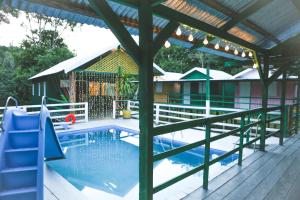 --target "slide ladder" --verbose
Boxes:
[0,96,64,200]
